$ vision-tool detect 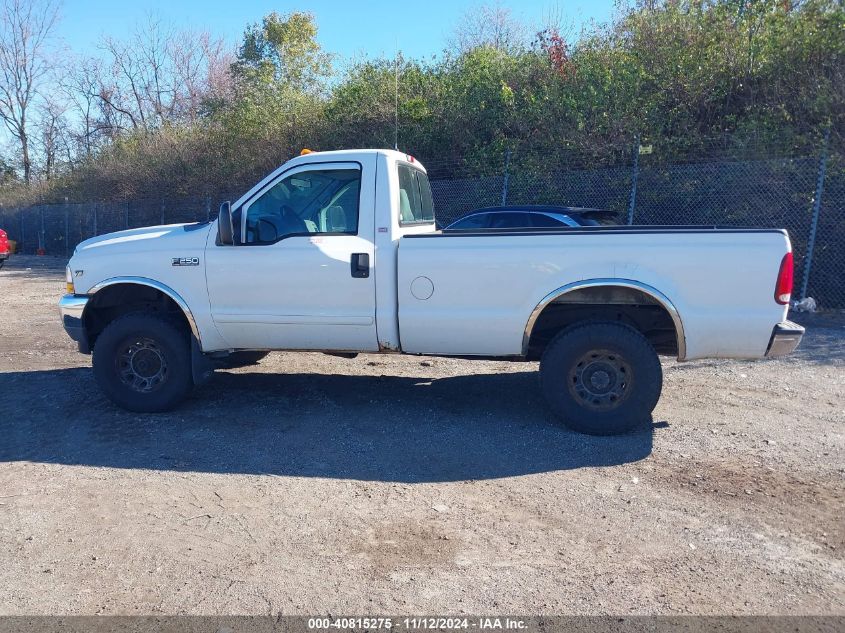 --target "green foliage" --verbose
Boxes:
[232,11,332,94]
[570,0,844,155]
[0,156,17,185]
[3,0,843,205]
